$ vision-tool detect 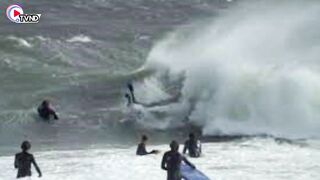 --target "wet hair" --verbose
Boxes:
[142,135,148,141]
[189,133,195,139]
[41,100,49,107]
[170,140,179,150]
[21,141,31,151]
